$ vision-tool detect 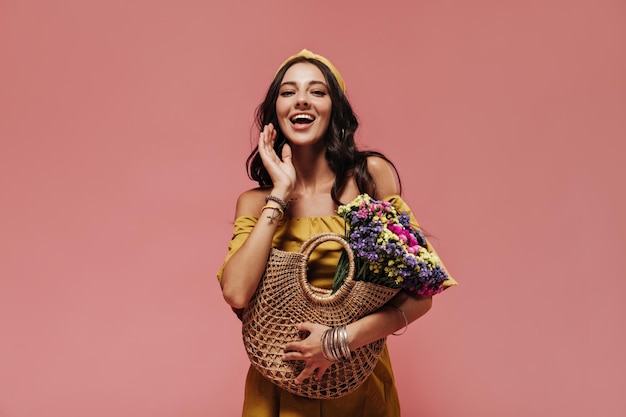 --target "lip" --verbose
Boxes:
[288,112,316,131]
[289,120,314,131]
